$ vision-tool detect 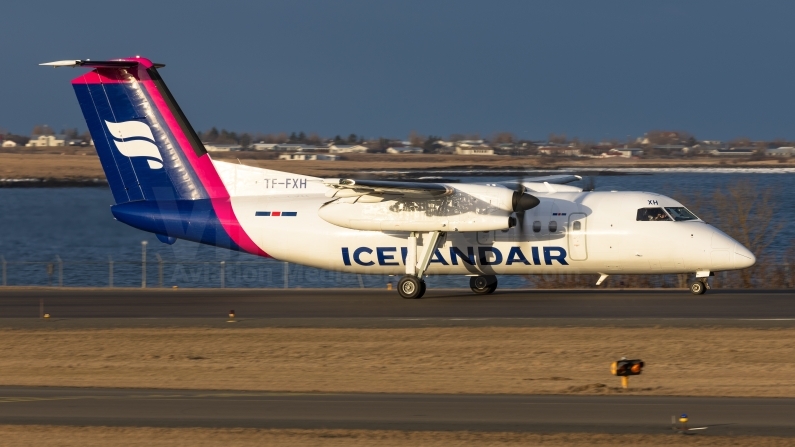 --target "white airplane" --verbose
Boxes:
[43,57,756,298]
